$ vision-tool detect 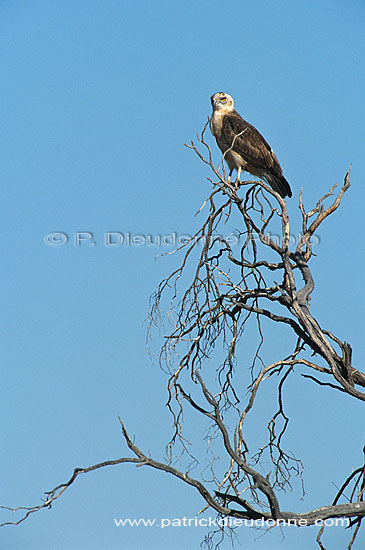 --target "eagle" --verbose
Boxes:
[210,92,292,198]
